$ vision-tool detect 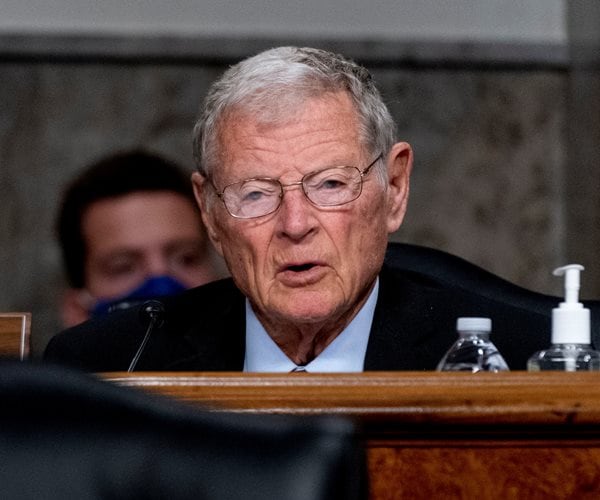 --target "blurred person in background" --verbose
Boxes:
[56,150,228,327]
